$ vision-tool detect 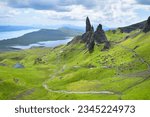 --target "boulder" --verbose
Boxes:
[102,41,111,51]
